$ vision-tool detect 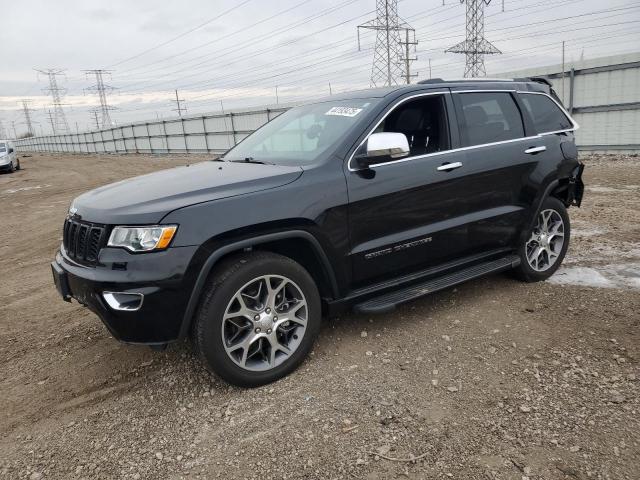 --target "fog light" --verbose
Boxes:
[103,292,144,311]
